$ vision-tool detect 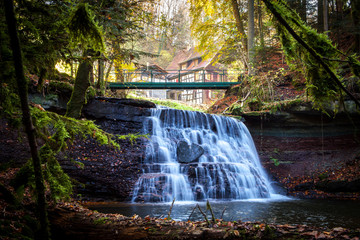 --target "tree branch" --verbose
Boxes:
[262,0,360,108]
